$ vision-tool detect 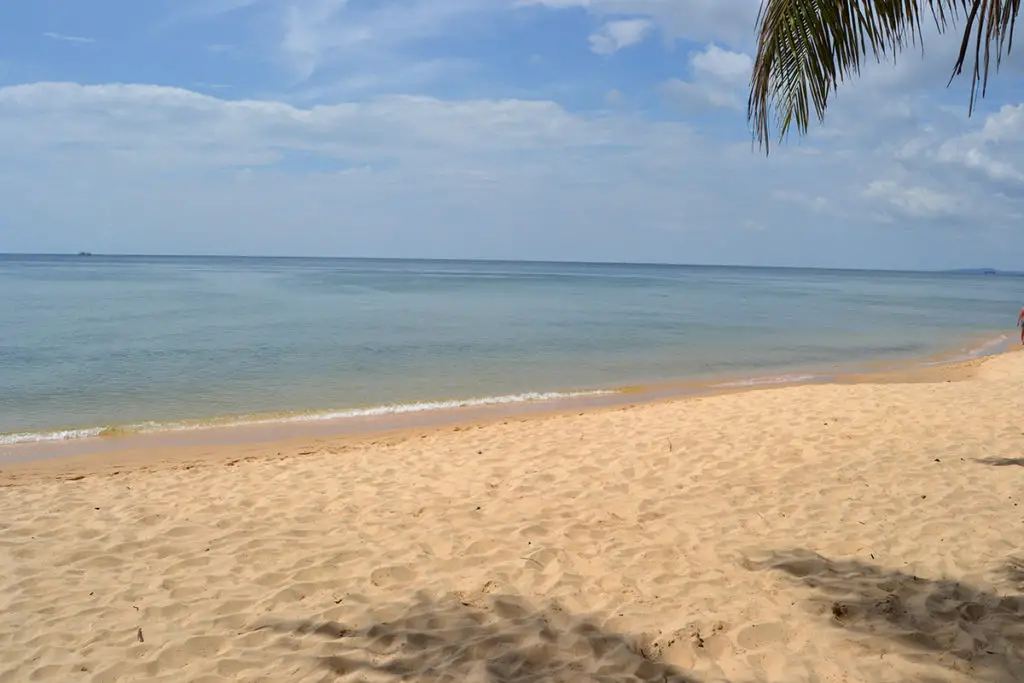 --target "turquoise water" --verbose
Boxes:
[1,255,1020,444]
